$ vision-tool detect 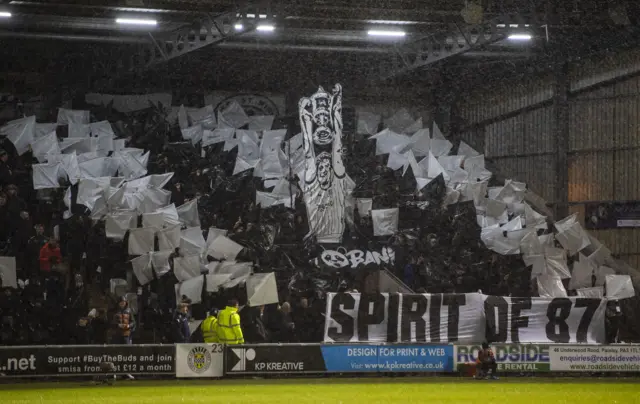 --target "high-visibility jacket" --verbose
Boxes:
[201,316,219,343]
[216,306,244,344]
